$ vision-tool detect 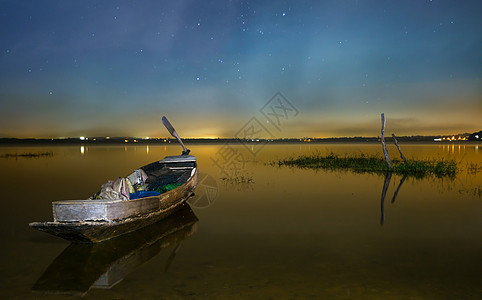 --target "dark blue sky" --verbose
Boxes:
[1,0,480,138]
